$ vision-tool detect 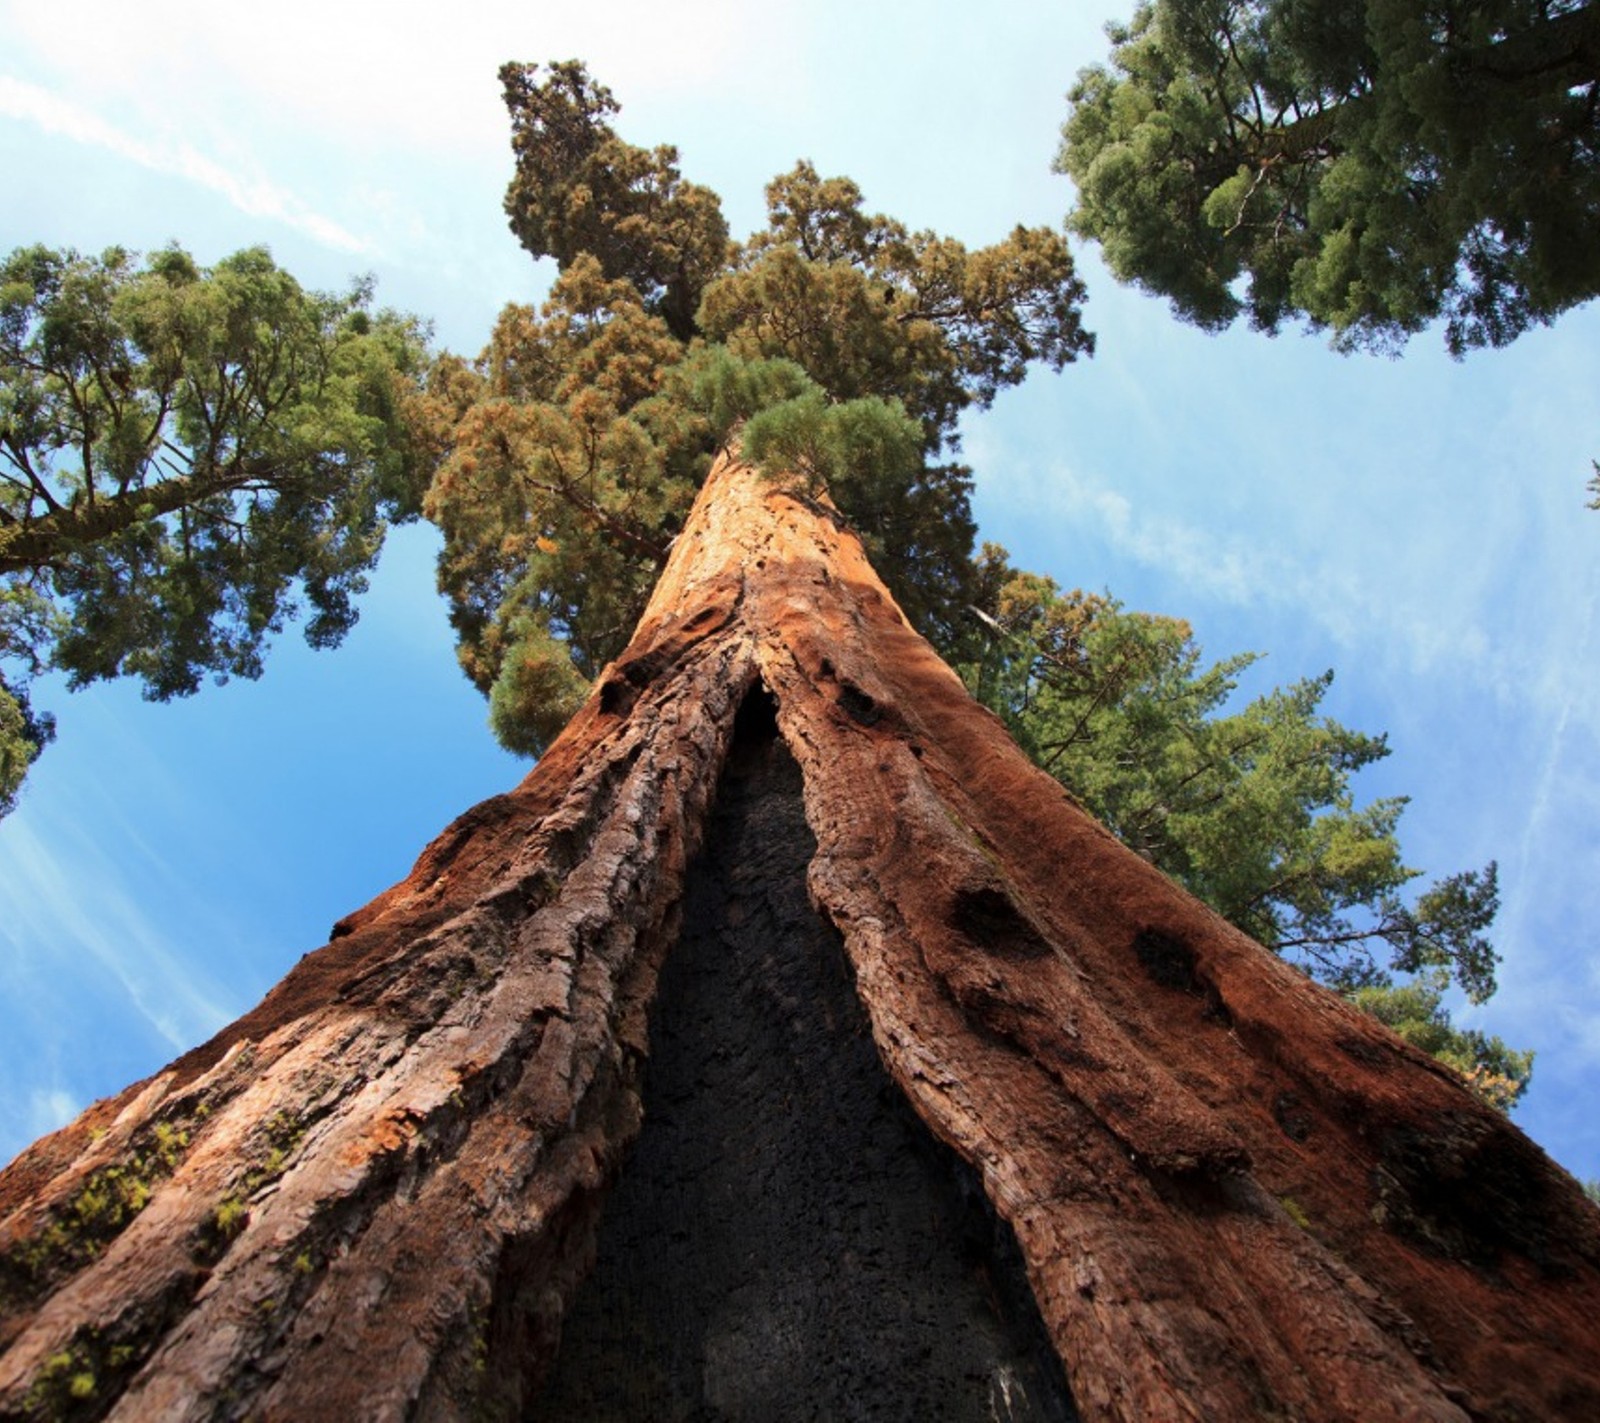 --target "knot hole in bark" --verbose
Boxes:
[1131,929,1231,1025]
[1373,1117,1590,1273]
[952,885,1055,961]
[814,656,886,728]
[599,645,675,718]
